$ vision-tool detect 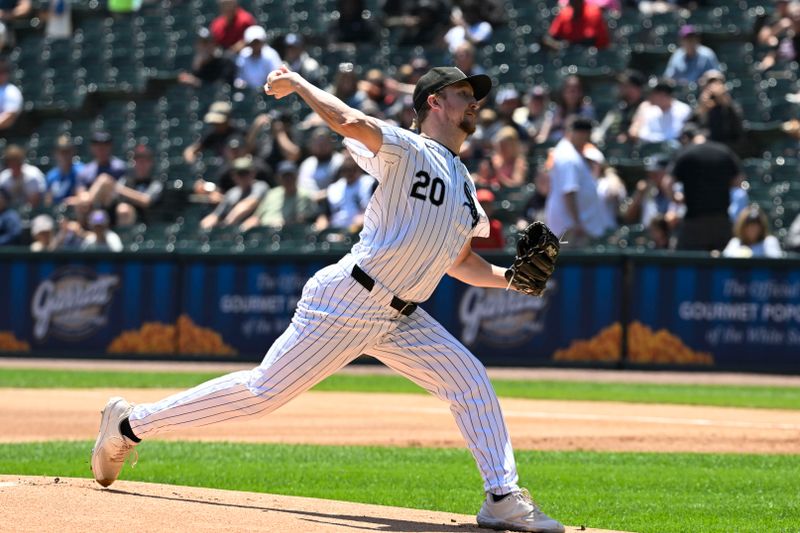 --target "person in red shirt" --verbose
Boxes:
[471,189,506,250]
[210,0,257,52]
[546,0,610,50]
